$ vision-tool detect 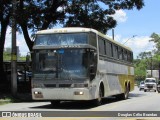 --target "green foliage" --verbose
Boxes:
[19,56,26,61]
[3,48,26,61]
[0,0,12,80]
[3,51,11,61]
[135,32,160,80]
[15,0,145,34]
[13,0,145,52]
[134,59,147,80]
[0,0,145,81]
[150,33,160,54]
[64,0,144,33]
